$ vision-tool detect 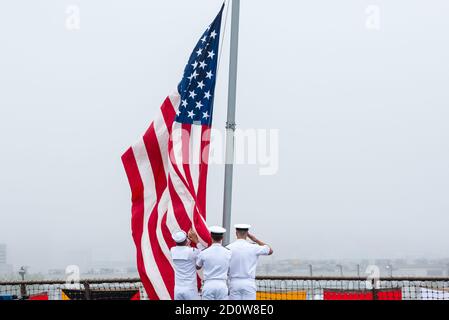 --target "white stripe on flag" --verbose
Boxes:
[190,124,203,194]
[171,123,187,181]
